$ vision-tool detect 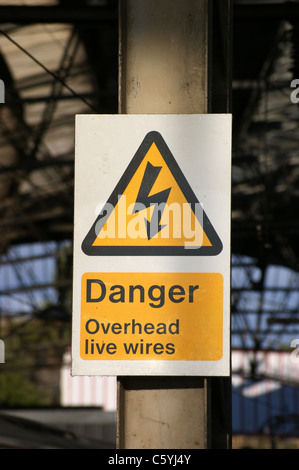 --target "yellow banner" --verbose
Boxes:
[80,272,223,361]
